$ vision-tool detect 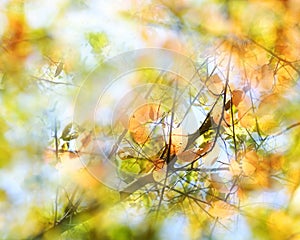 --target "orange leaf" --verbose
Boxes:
[231,89,244,107]
[153,158,165,171]
[131,125,149,144]
[131,103,162,124]
[128,116,142,132]
[270,154,284,171]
